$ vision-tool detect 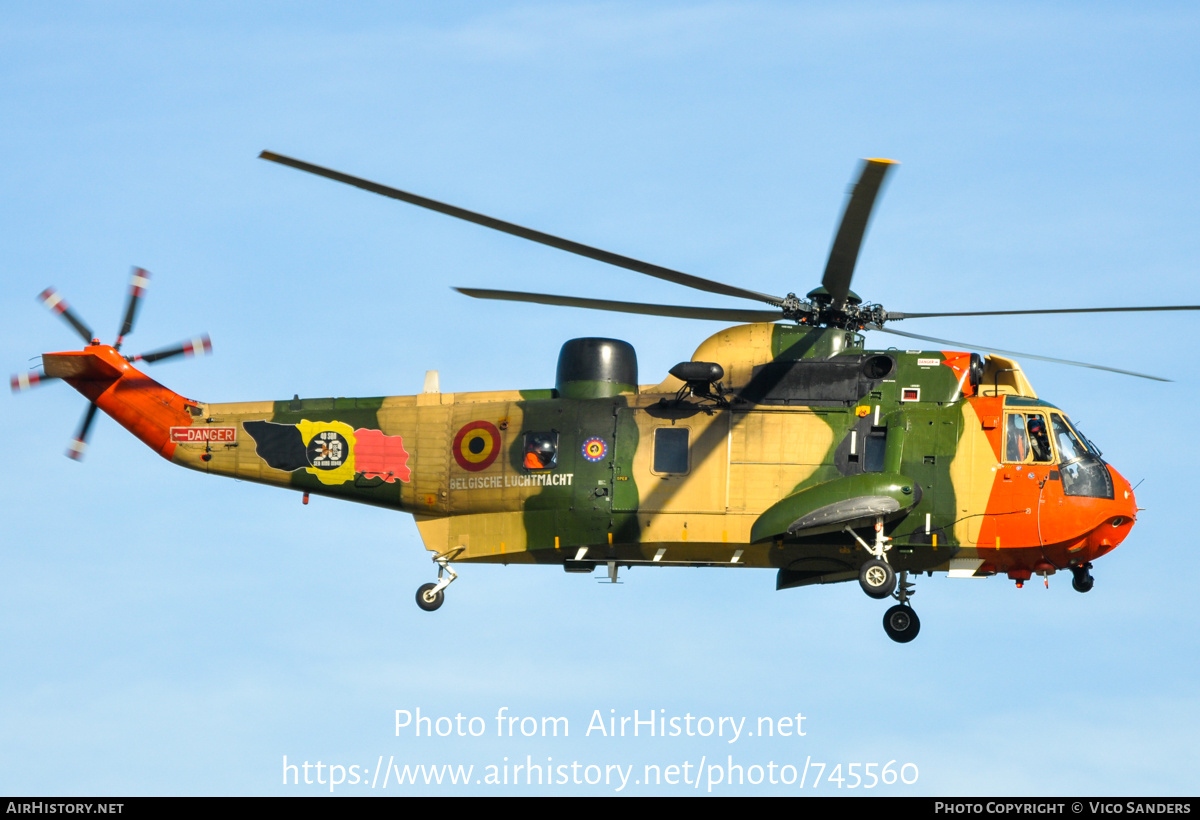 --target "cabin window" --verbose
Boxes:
[653,427,690,474]
[523,432,558,470]
[1004,412,1053,464]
